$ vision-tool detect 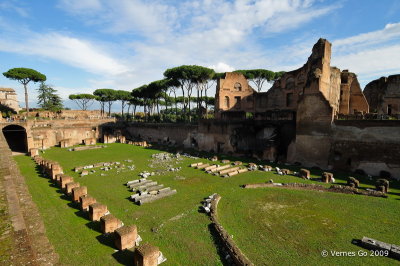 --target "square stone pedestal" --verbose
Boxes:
[72,186,87,202]
[100,214,122,233]
[89,203,108,221]
[133,243,160,266]
[115,225,137,250]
